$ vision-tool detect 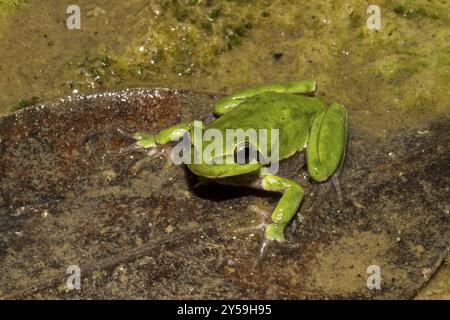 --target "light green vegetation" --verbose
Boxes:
[0,0,22,7]
[8,95,39,112]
